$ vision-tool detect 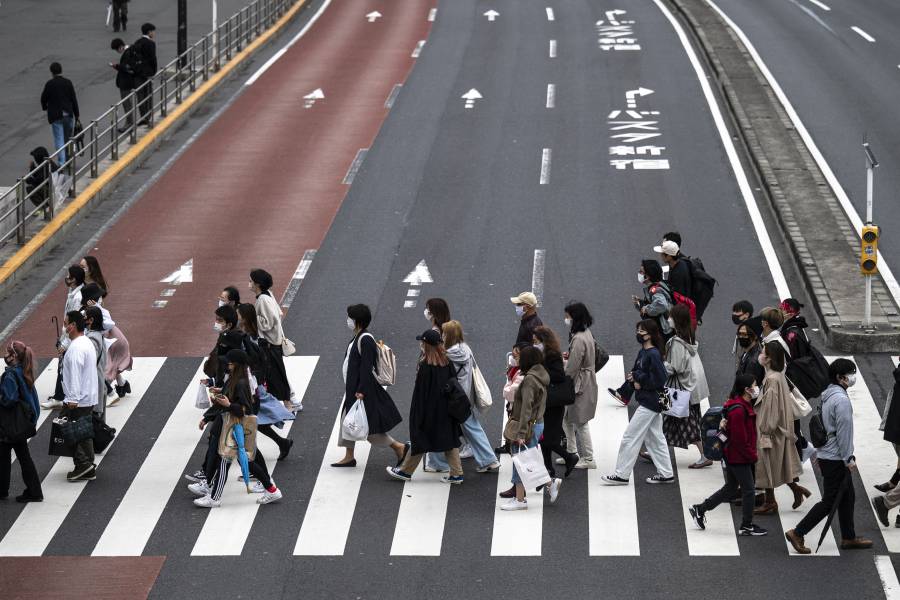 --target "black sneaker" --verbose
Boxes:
[873,496,890,527]
[600,474,629,486]
[494,442,510,455]
[689,505,706,530]
[739,524,768,536]
[645,474,676,484]
[184,469,207,483]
